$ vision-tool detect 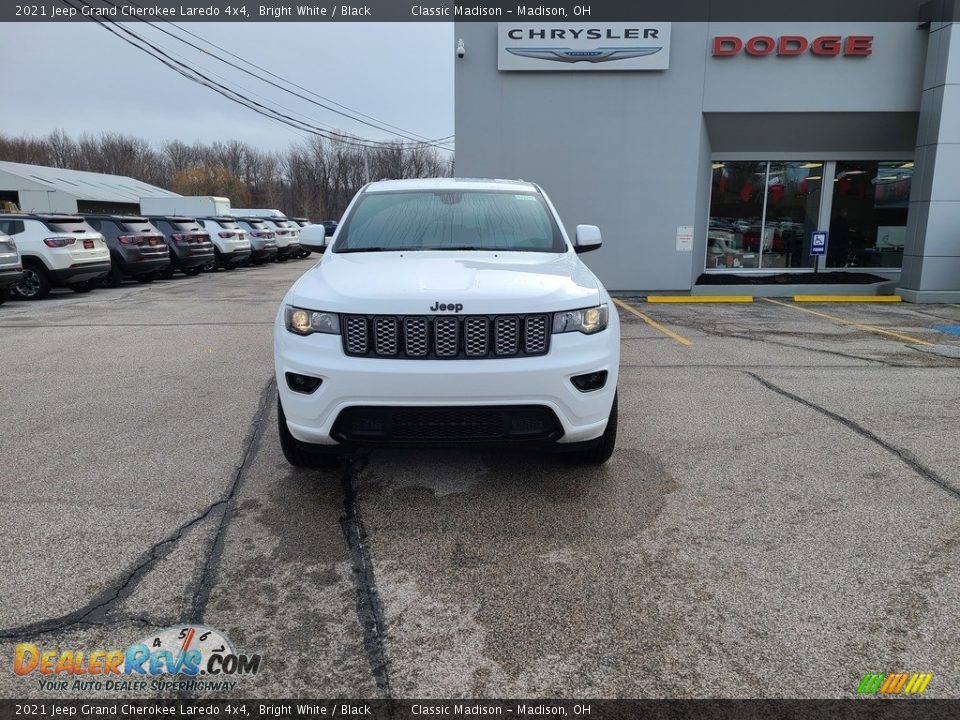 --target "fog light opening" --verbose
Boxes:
[571,370,608,393]
[286,372,322,394]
